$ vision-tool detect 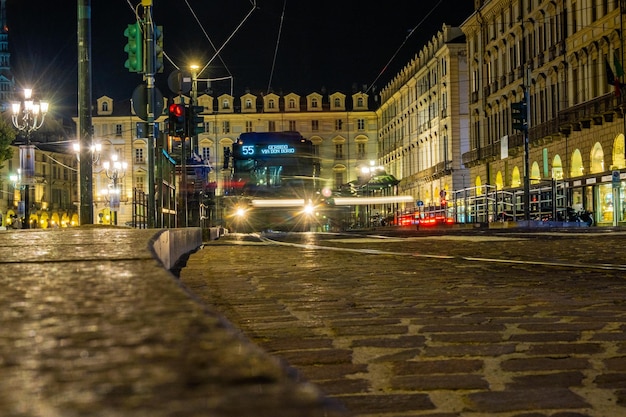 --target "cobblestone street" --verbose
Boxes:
[180,229,626,417]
